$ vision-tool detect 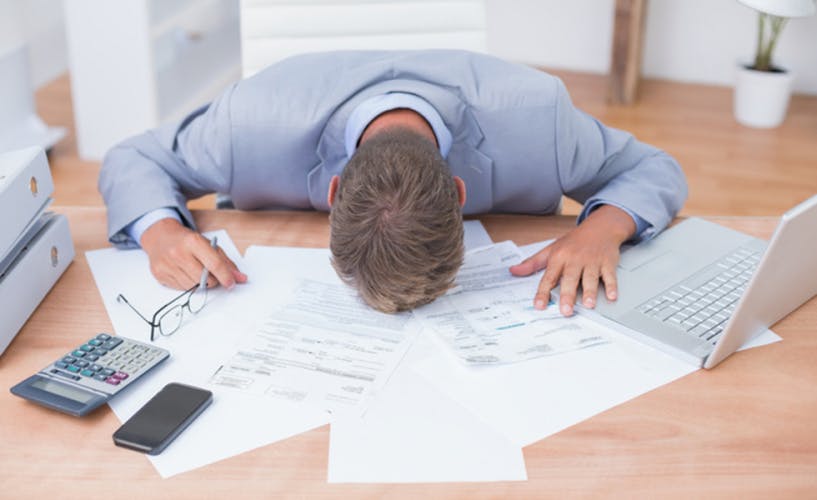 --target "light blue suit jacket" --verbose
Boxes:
[99,50,687,246]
